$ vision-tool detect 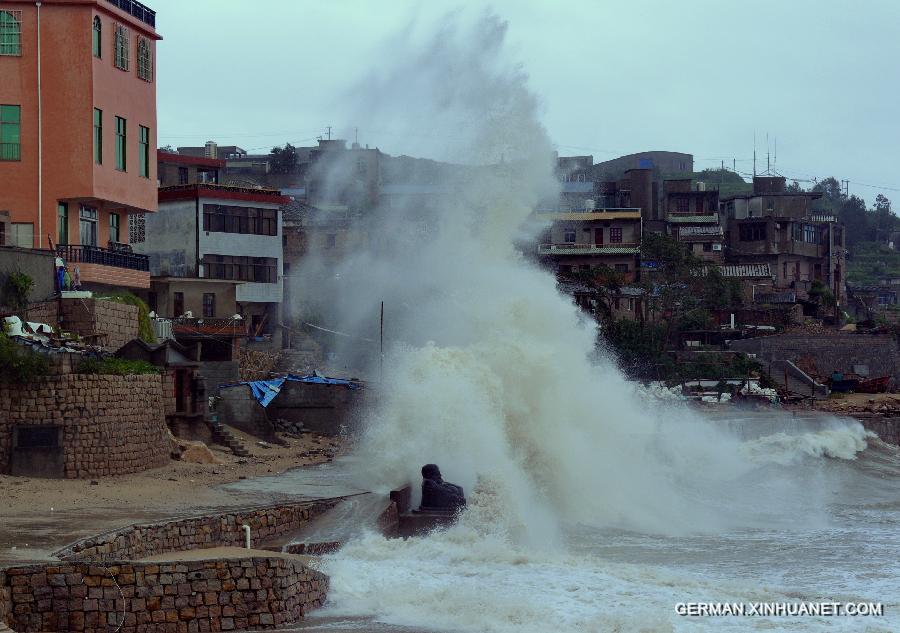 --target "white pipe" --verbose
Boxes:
[35,2,42,249]
[242,524,251,549]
